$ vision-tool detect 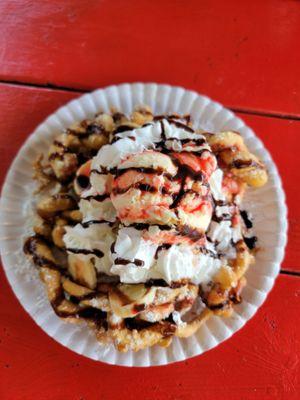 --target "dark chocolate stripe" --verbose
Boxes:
[90,169,104,175]
[240,210,253,229]
[114,257,145,267]
[80,220,114,228]
[82,194,109,202]
[126,223,172,231]
[154,116,194,133]
[49,140,74,161]
[178,225,205,242]
[67,247,104,258]
[231,159,260,169]
[23,236,60,270]
[166,138,206,146]
[67,123,106,139]
[154,243,172,259]
[114,166,173,179]
[76,175,90,189]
